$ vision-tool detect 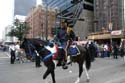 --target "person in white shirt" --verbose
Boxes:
[104,44,108,57]
[9,44,16,64]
